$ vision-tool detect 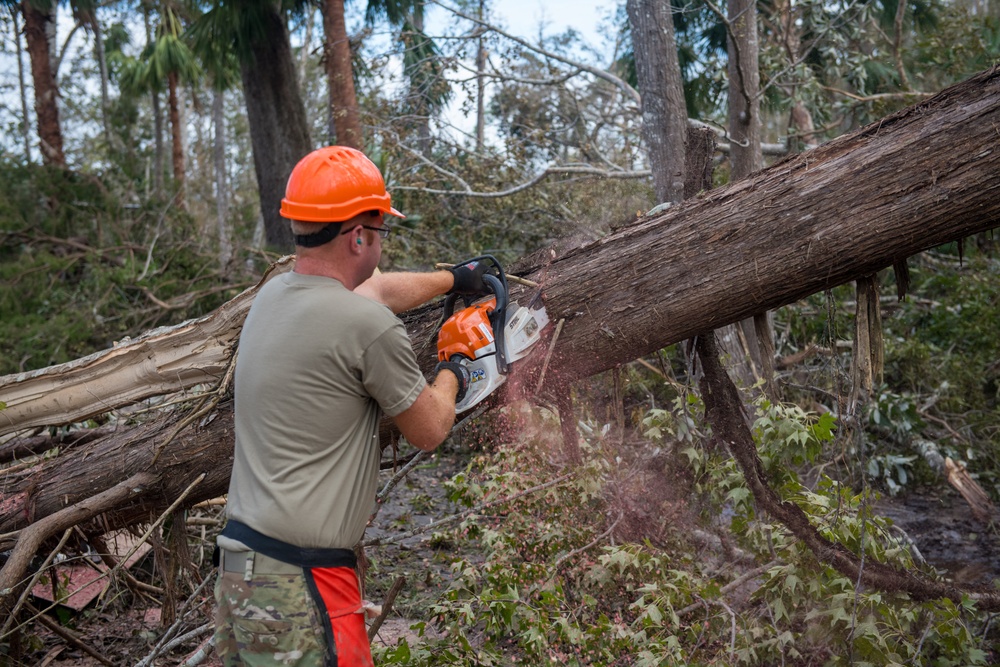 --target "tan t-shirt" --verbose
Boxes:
[224,272,426,550]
